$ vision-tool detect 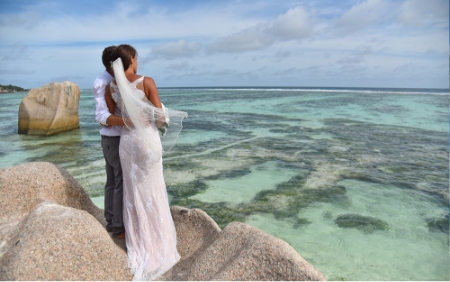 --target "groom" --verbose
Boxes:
[92,46,126,239]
